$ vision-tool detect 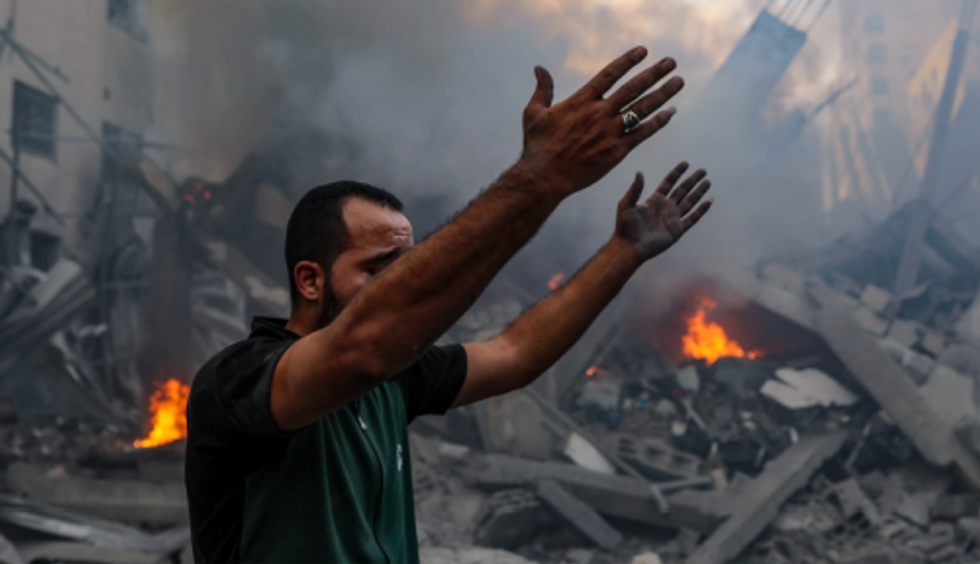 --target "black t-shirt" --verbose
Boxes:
[185,317,467,563]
